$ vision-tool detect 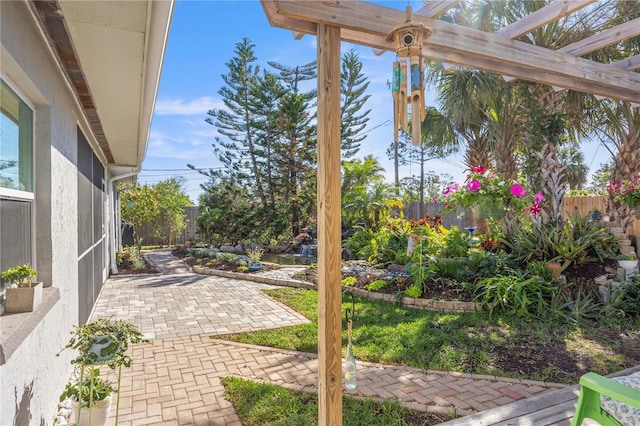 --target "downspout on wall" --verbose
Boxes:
[107,167,139,274]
